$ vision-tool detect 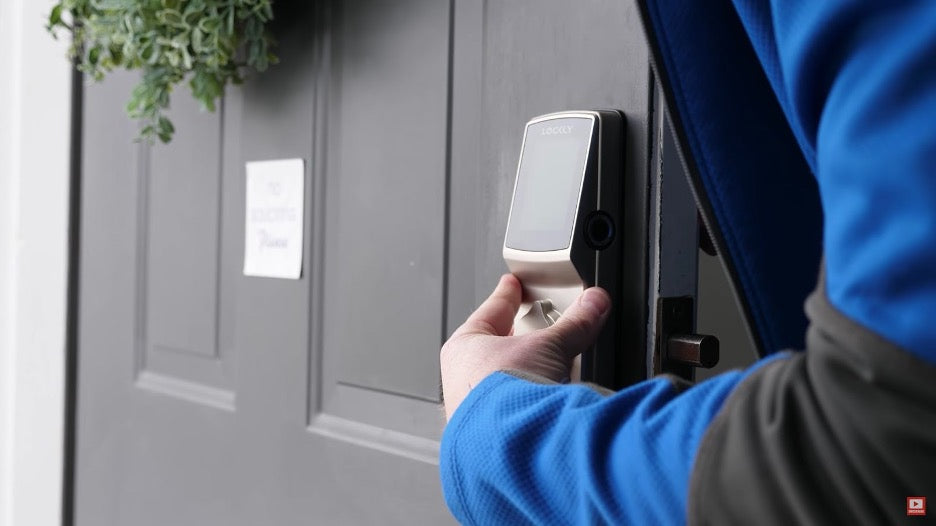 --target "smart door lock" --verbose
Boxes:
[503,110,625,386]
